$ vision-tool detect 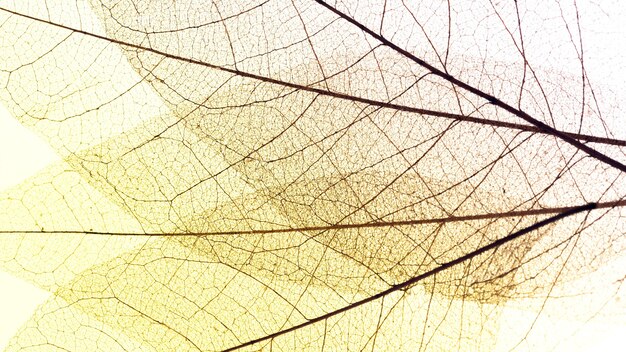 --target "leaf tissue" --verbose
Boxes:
[0,0,625,351]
